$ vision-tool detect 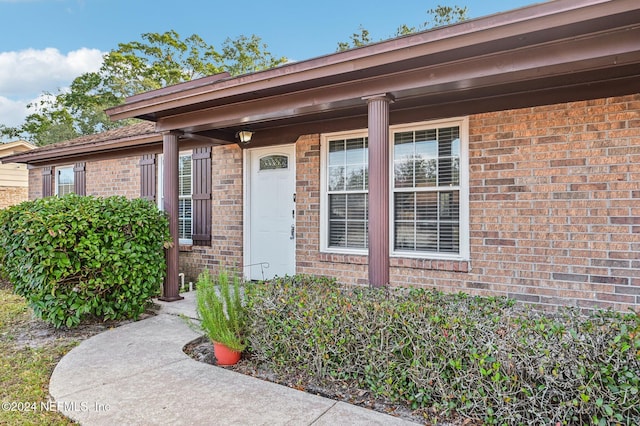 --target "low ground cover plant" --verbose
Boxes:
[0,195,170,328]
[245,275,640,425]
